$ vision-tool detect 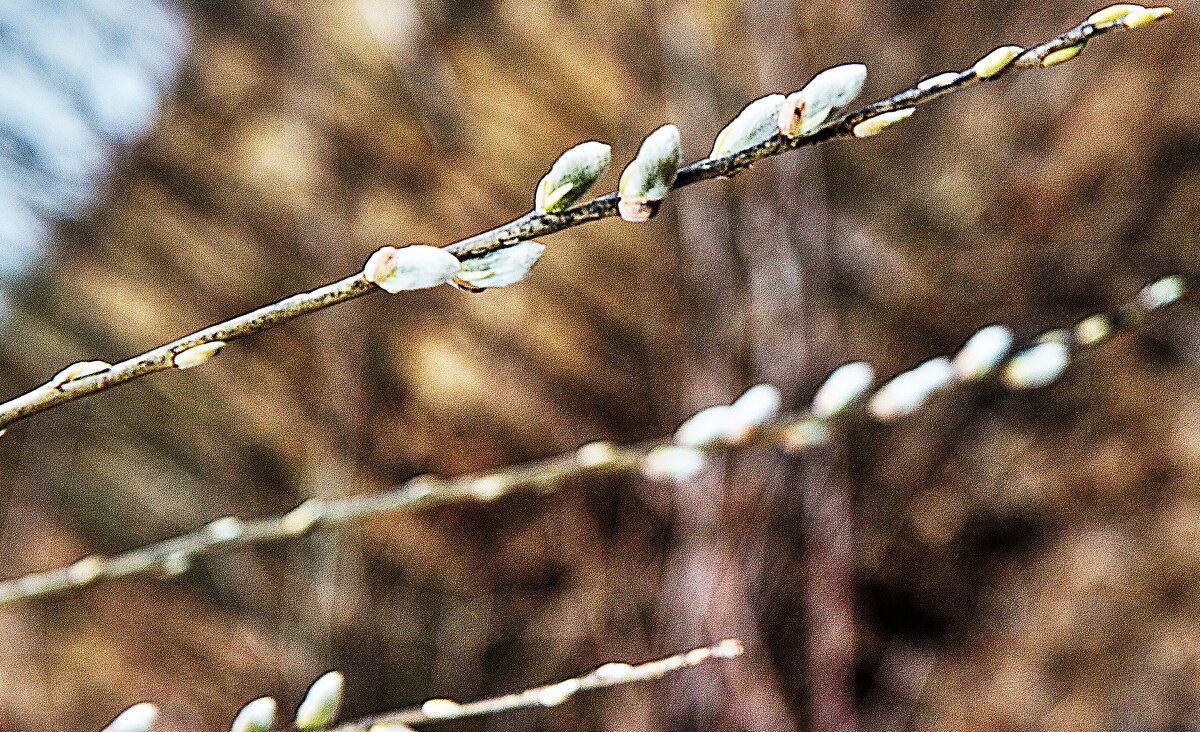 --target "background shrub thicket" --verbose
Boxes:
[0,1,1198,730]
